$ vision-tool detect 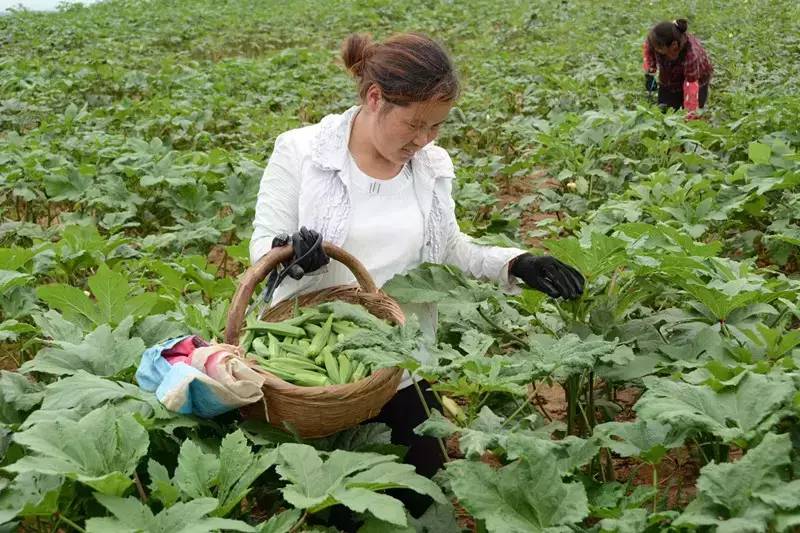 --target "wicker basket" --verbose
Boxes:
[224,242,404,438]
